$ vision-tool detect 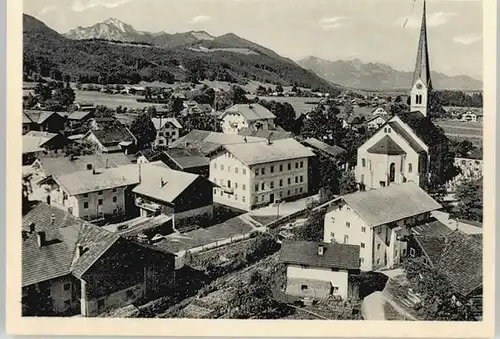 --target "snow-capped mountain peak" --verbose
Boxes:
[64,18,143,41]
